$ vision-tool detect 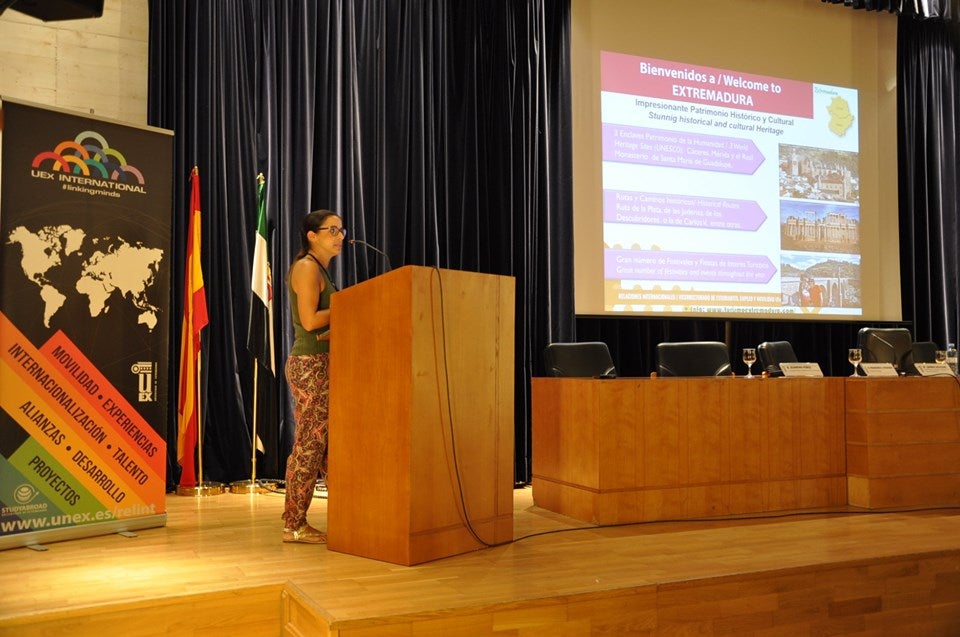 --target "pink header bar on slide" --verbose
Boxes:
[601,51,813,119]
